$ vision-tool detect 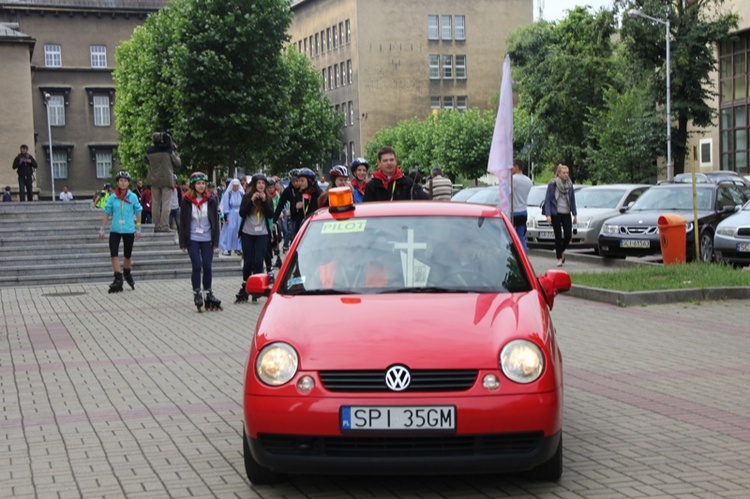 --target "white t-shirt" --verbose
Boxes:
[59,191,74,201]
